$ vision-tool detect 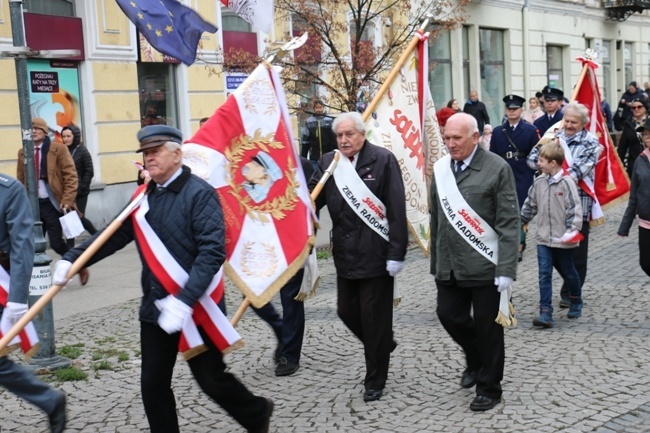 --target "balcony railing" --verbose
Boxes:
[603,0,650,21]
